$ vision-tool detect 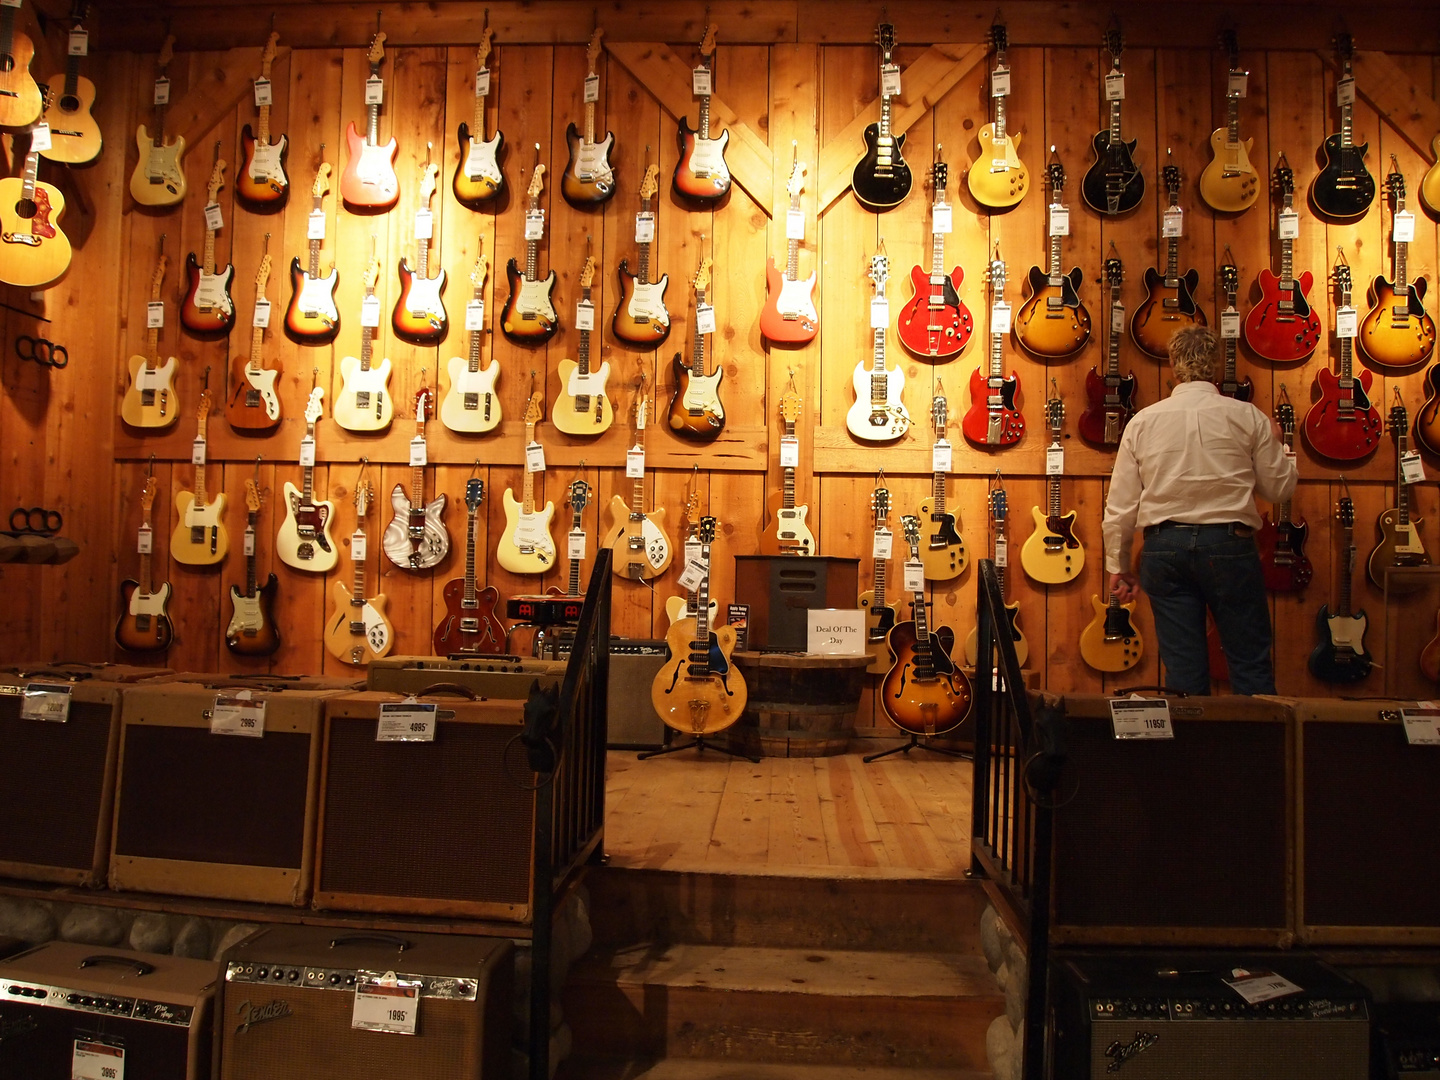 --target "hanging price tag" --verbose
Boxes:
[903,560,924,593]
[626,447,645,478]
[1111,303,1126,336]
[1162,208,1184,238]
[299,435,316,468]
[68,29,89,56]
[684,538,703,564]
[583,73,600,103]
[994,535,1008,568]
[253,77,273,107]
[1394,210,1416,243]
[21,682,71,723]
[352,973,421,1033]
[211,693,266,737]
[779,436,800,468]
[414,208,433,240]
[1276,209,1300,240]
[377,700,438,742]
[153,78,170,106]
[361,295,381,327]
[872,528,893,559]
[1401,449,1426,484]
[525,441,546,472]
[1047,445,1064,476]
[575,300,595,331]
[991,301,1012,334]
[475,68,491,96]
[635,212,655,244]
[991,67,1011,97]
[1337,76,1355,106]
[1335,305,1358,338]
[253,298,271,328]
[880,63,901,98]
[692,66,711,96]
[1224,969,1303,1004]
[1228,70,1249,98]
[1104,72,1125,100]
[870,296,889,329]
[464,299,484,331]
[308,209,326,240]
[932,203,953,234]
[364,76,384,105]
[146,301,164,328]
[191,439,206,467]
[244,529,256,557]
[524,210,545,241]
[678,557,708,592]
[30,123,50,153]
[786,208,805,241]
[1049,205,1070,236]
[72,1040,123,1080]
[406,437,427,467]
[351,533,367,560]
[1109,696,1174,739]
[695,304,717,335]
[1401,706,1440,745]
[1220,309,1241,339]
[568,530,586,560]
[932,440,952,473]
[137,526,153,554]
